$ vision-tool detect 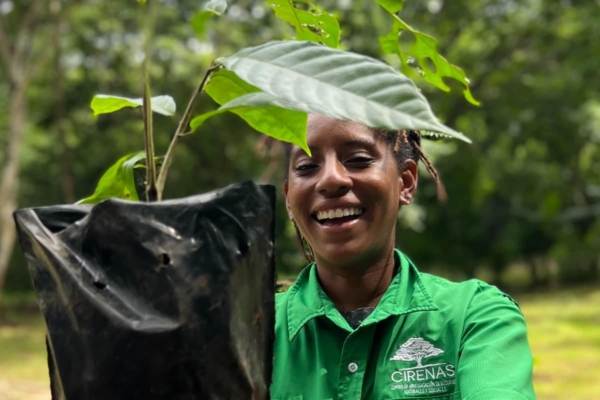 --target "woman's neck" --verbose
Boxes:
[314,248,397,313]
